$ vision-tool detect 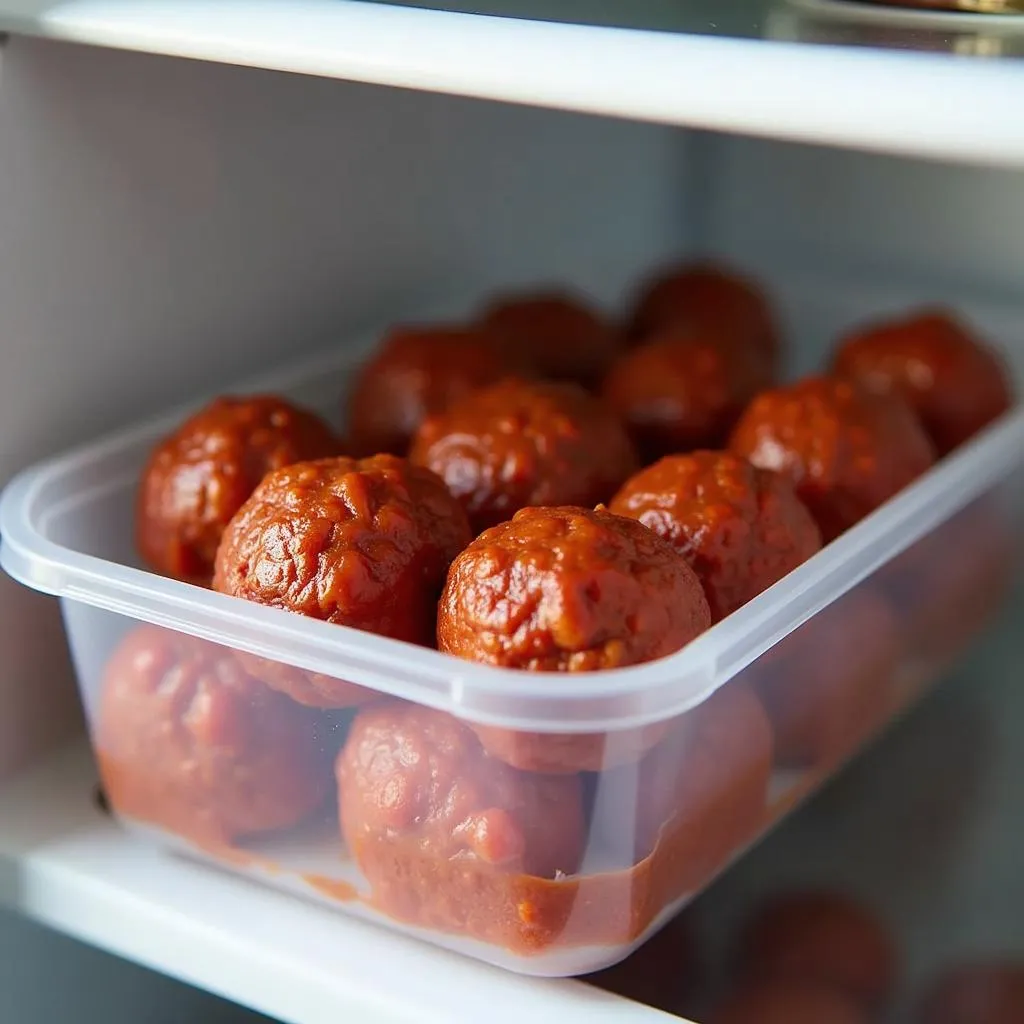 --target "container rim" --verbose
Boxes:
[2,329,1022,732]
